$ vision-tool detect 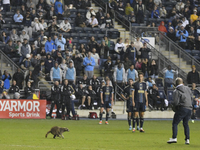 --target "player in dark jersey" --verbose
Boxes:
[99,78,114,125]
[132,72,148,132]
[121,78,134,130]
